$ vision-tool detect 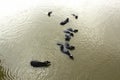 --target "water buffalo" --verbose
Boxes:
[30,61,51,67]
[48,11,52,17]
[57,43,74,60]
[64,30,74,37]
[65,34,71,41]
[67,28,78,33]
[72,14,78,19]
[60,18,69,25]
[65,42,75,50]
